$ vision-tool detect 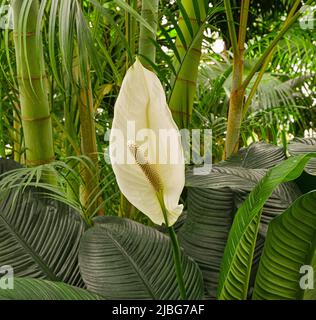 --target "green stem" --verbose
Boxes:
[12,0,56,183]
[224,0,250,159]
[125,0,138,69]
[224,0,238,56]
[242,49,274,118]
[169,0,207,129]
[167,225,187,300]
[138,0,159,69]
[73,49,104,218]
[158,192,187,300]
